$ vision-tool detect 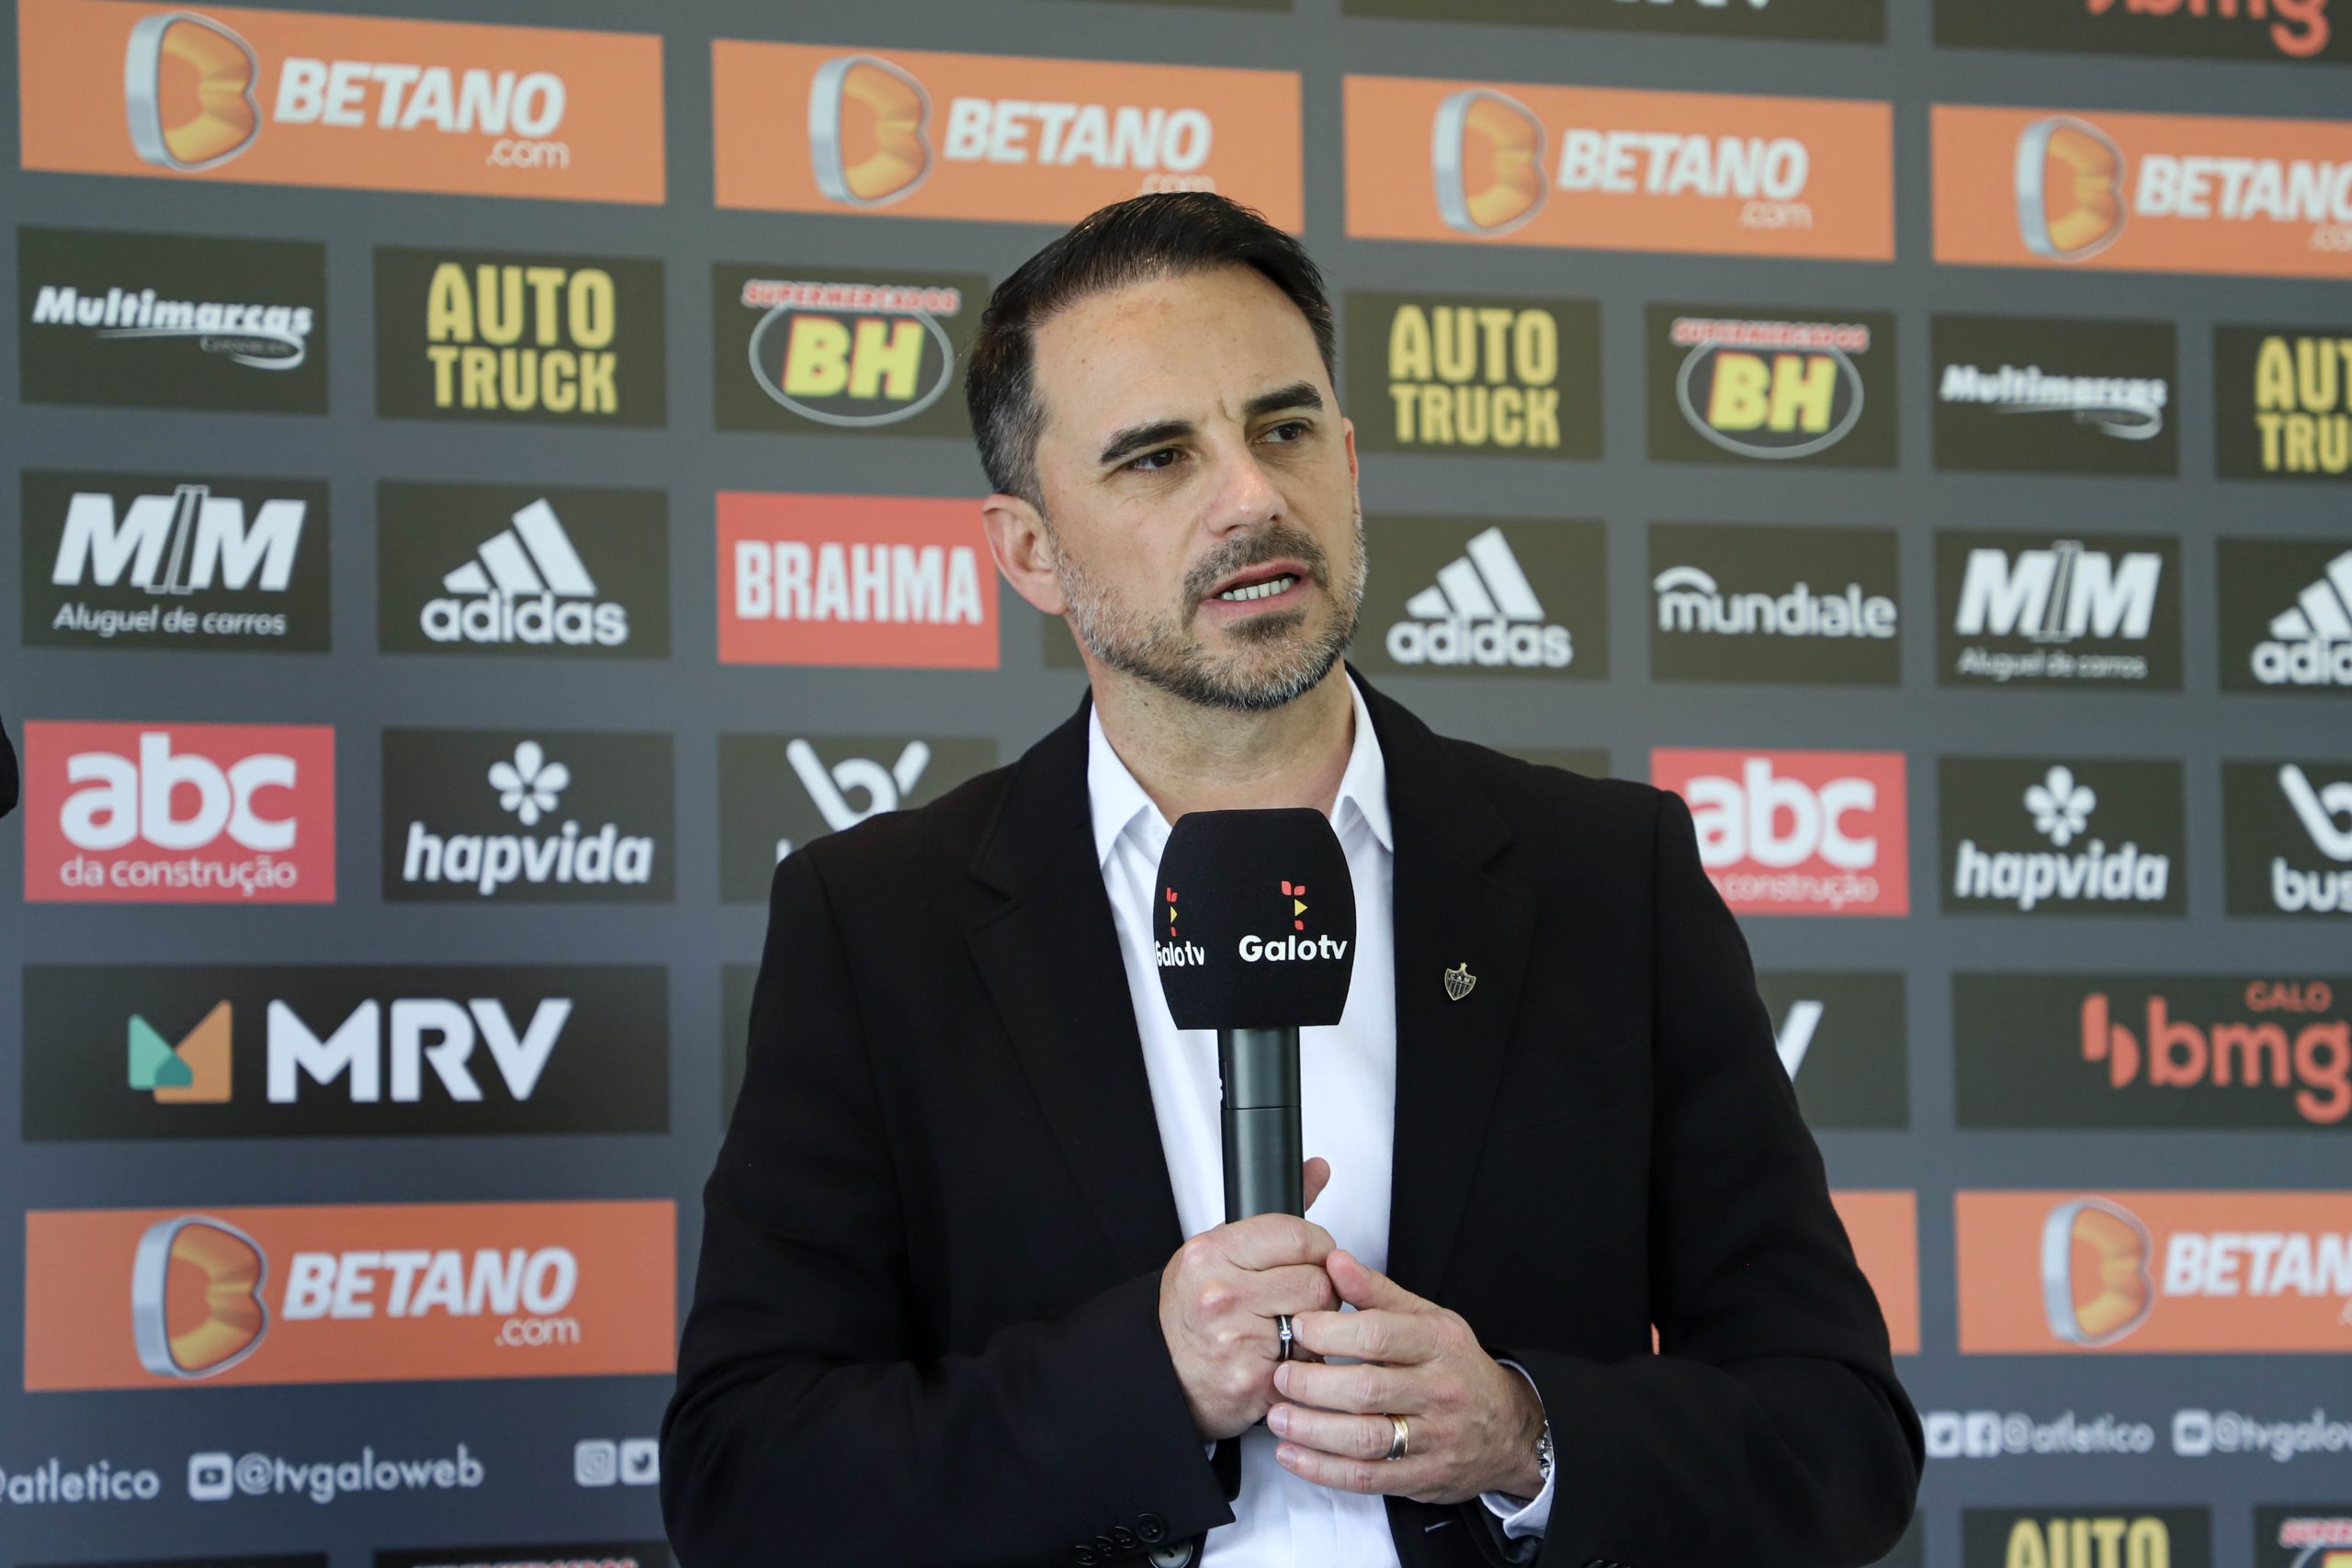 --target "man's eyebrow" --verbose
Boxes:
[1098,419,1193,468]
[1244,381,1324,421]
